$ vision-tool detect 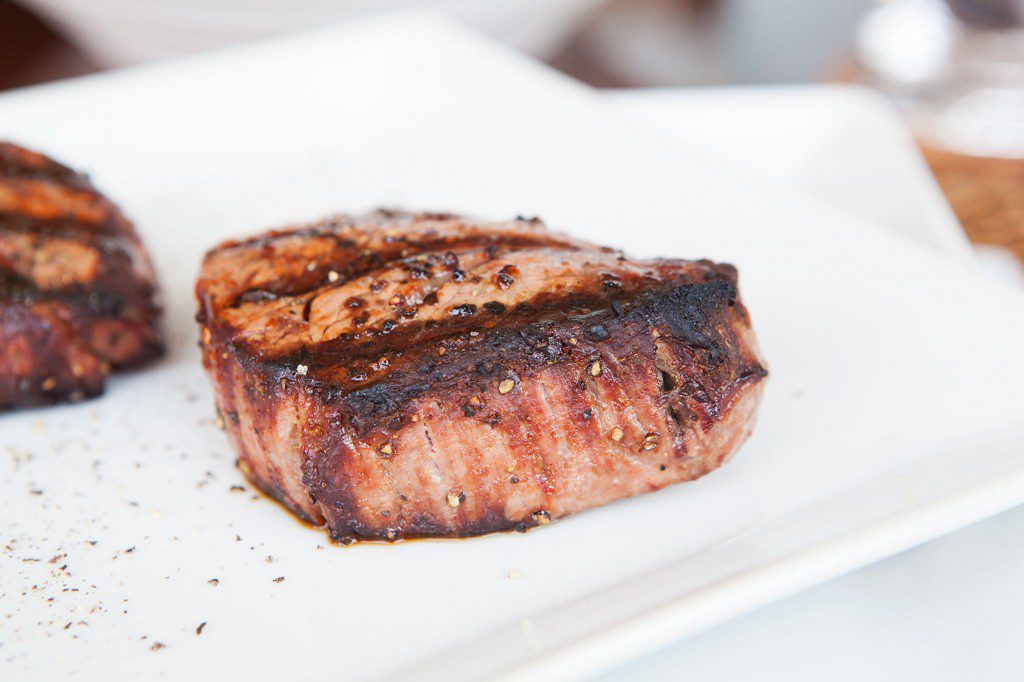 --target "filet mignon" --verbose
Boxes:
[196,211,766,542]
